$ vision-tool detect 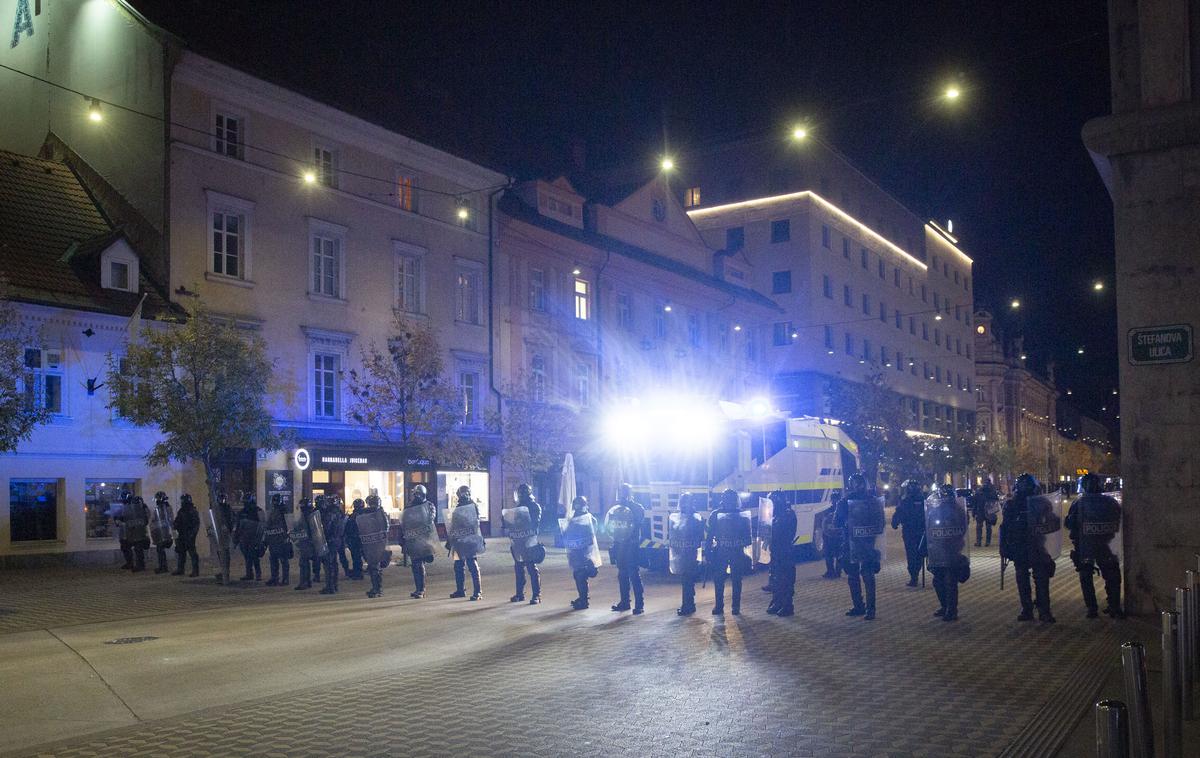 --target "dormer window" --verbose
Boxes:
[100,241,139,292]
